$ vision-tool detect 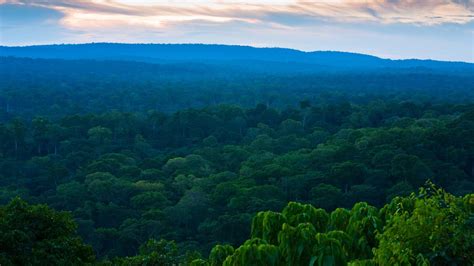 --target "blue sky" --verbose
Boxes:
[0,0,473,62]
